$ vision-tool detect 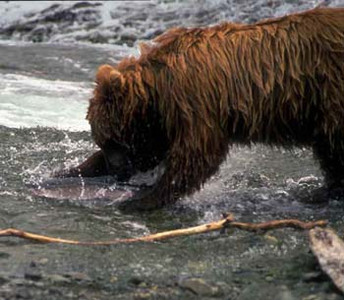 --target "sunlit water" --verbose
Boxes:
[0,1,344,299]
